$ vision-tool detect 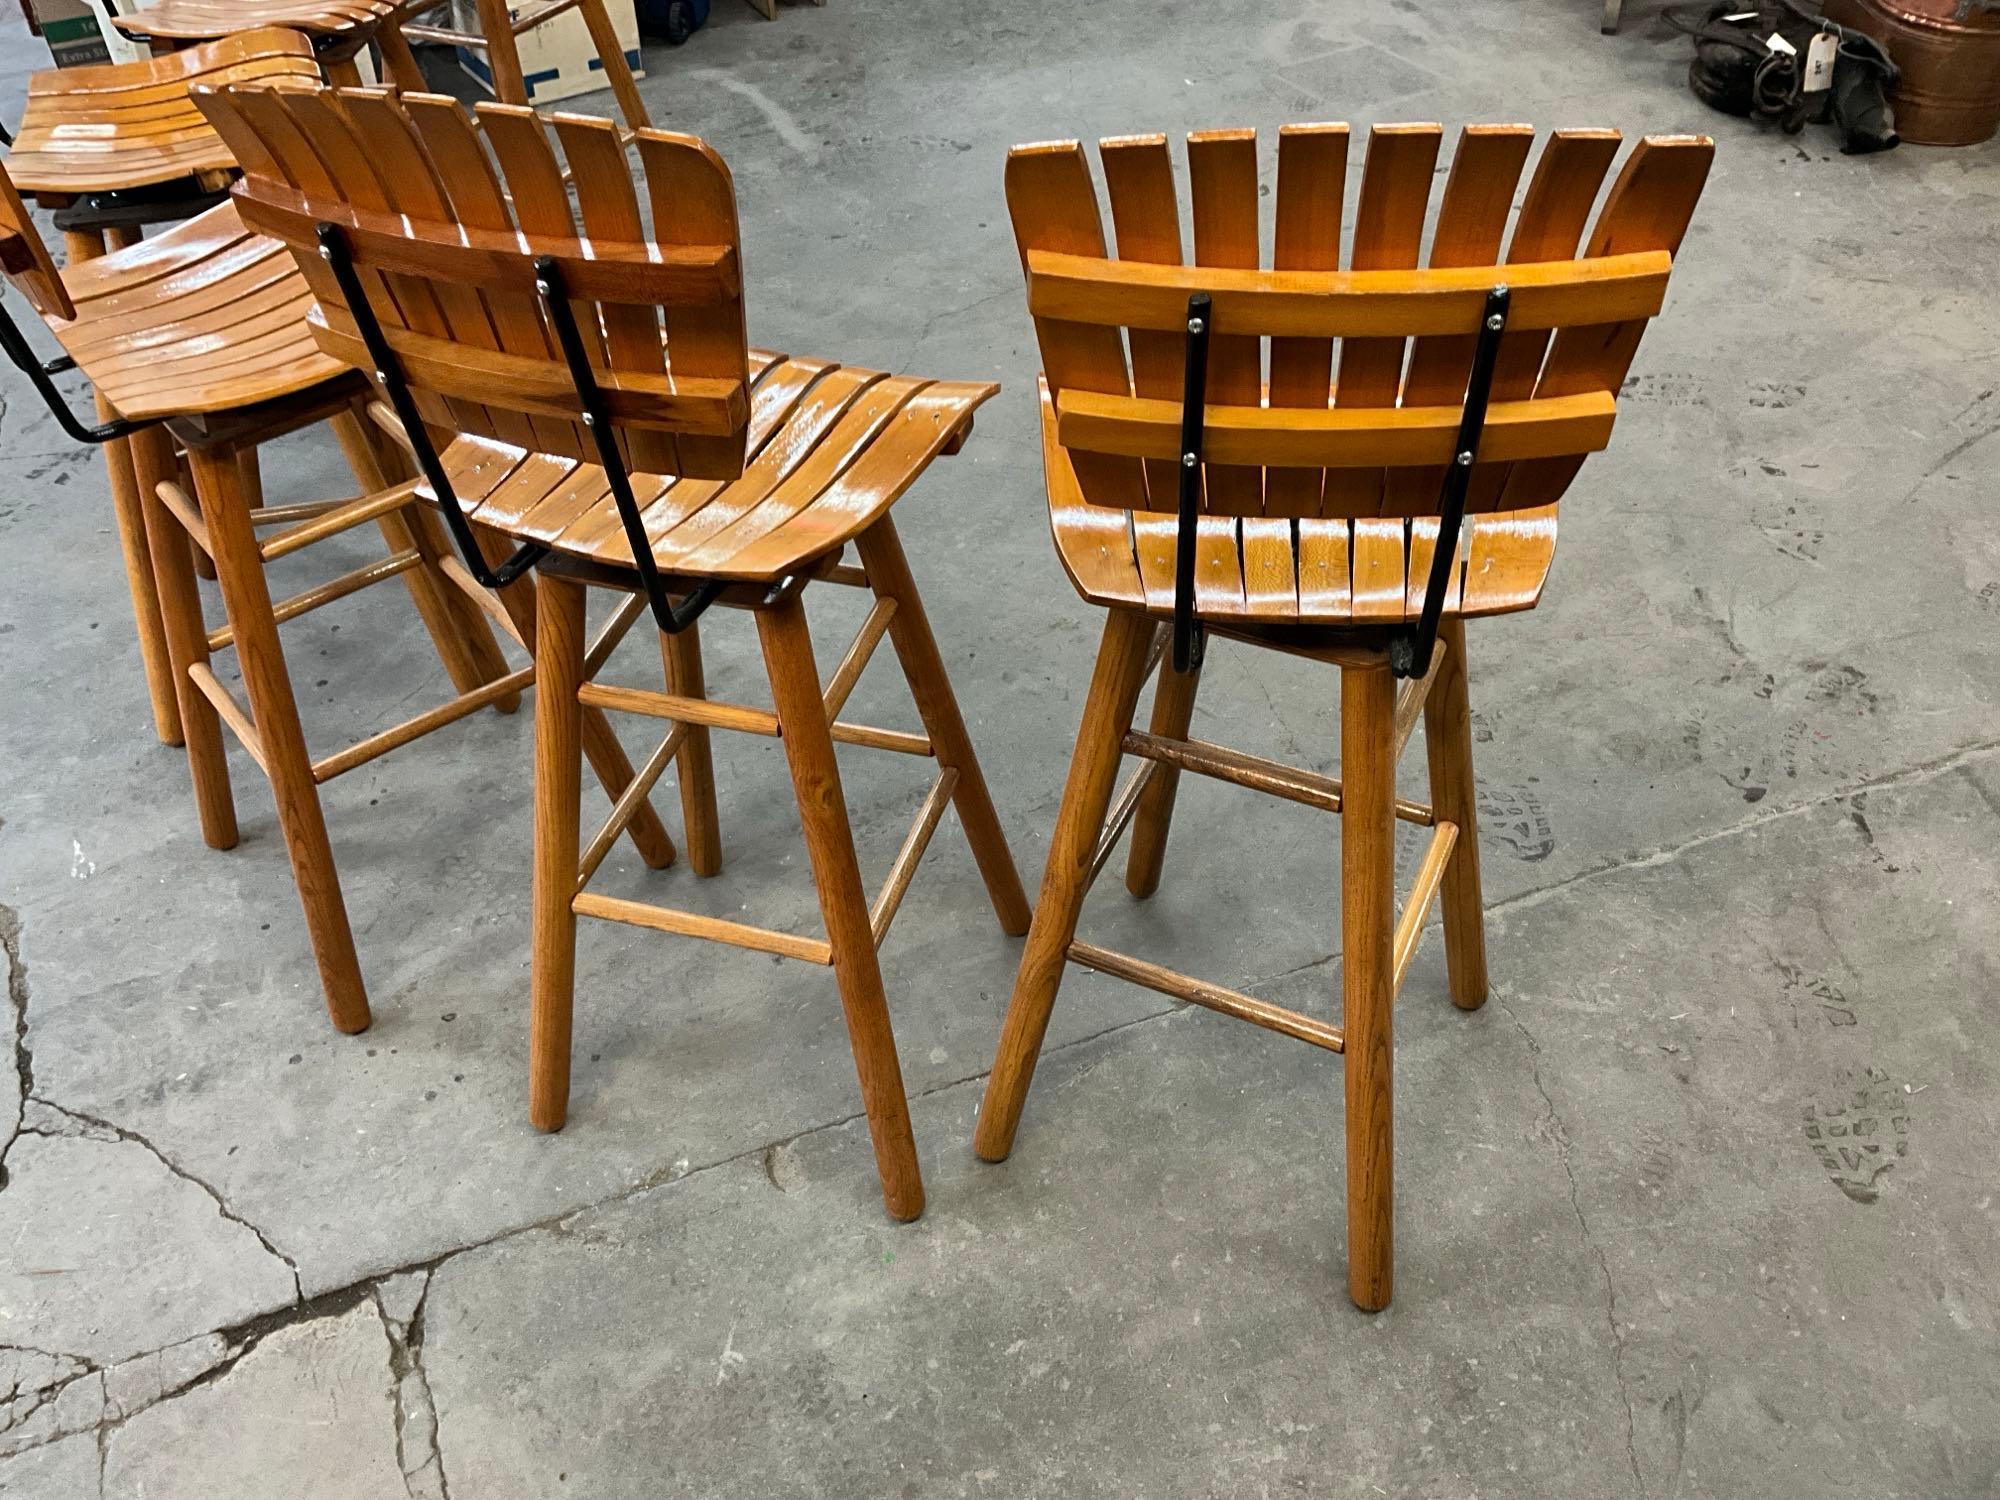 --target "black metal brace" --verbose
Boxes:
[1390,283,1512,681]
[0,287,151,445]
[532,255,721,636]
[314,221,546,592]
[1171,291,1212,675]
